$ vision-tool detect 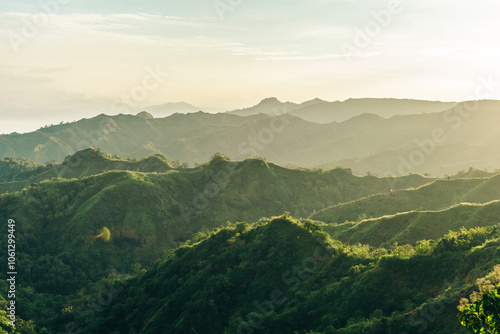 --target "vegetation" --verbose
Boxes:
[72,216,500,334]
[3,100,500,175]
[322,201,500,247]
[1,150,500,333]
[0,148,184,194]
[458,266,500,333]
[311,175,500,224]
